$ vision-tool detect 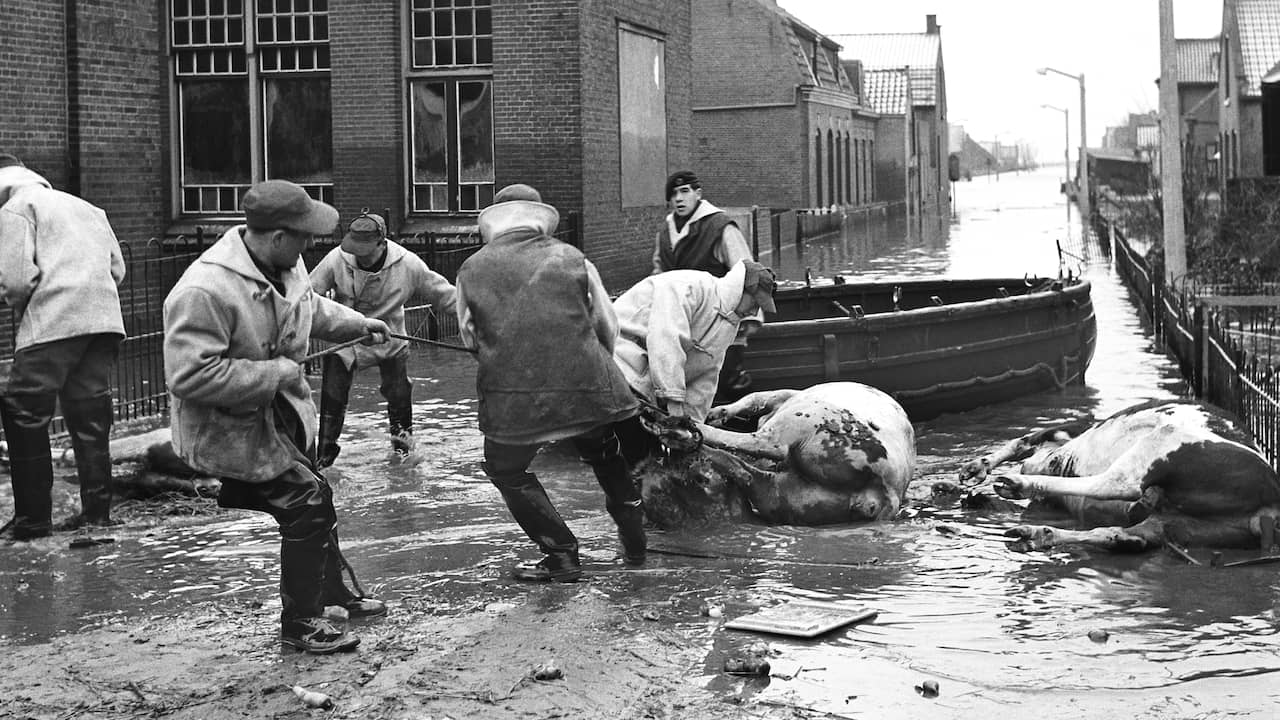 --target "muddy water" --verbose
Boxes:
[3,168,1279,716]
